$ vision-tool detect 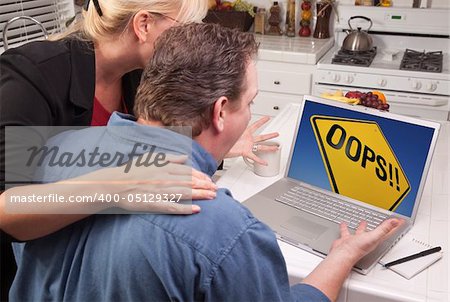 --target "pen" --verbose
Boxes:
[383,246,442,268]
